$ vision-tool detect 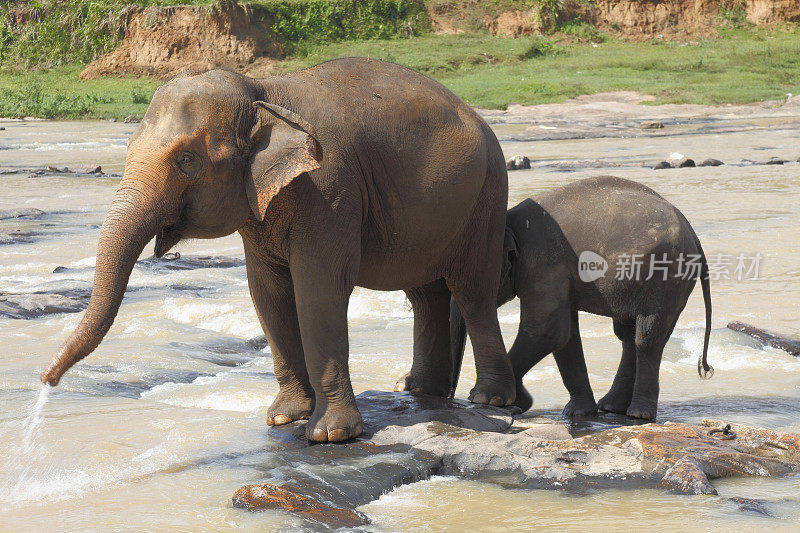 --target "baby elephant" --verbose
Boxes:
[451,176,712,420]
